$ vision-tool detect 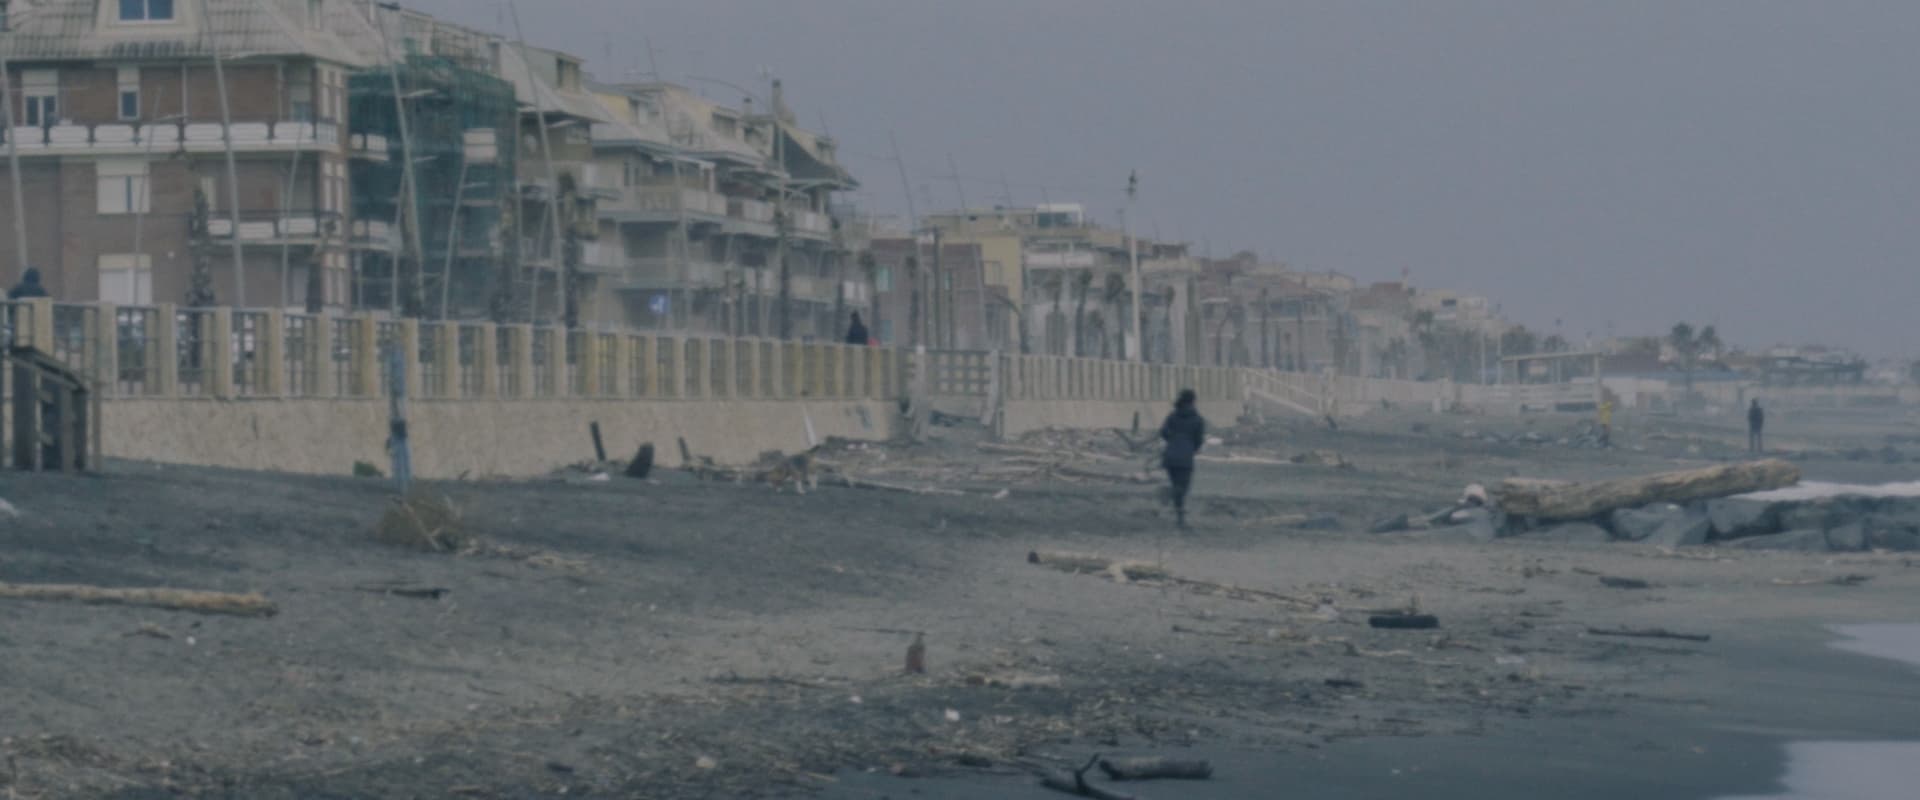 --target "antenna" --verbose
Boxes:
[644,36,662,80]
[945,153,969,212]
